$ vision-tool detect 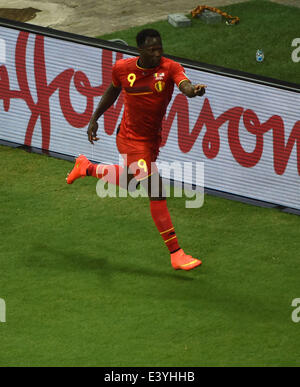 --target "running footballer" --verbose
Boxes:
[66,29,206,271]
